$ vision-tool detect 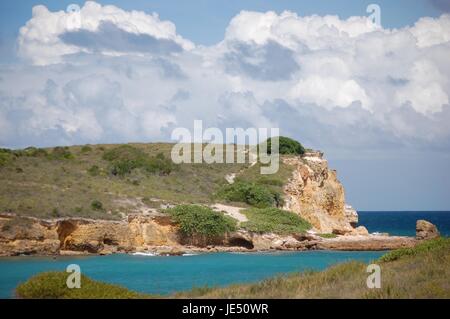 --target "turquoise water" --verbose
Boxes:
[0,211,448,298]
[0,251,383,298]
